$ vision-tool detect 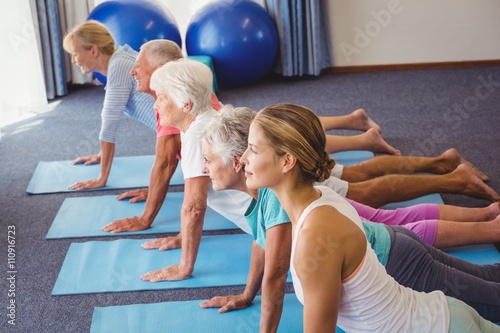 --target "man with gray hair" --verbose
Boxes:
[102,40,221,233]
